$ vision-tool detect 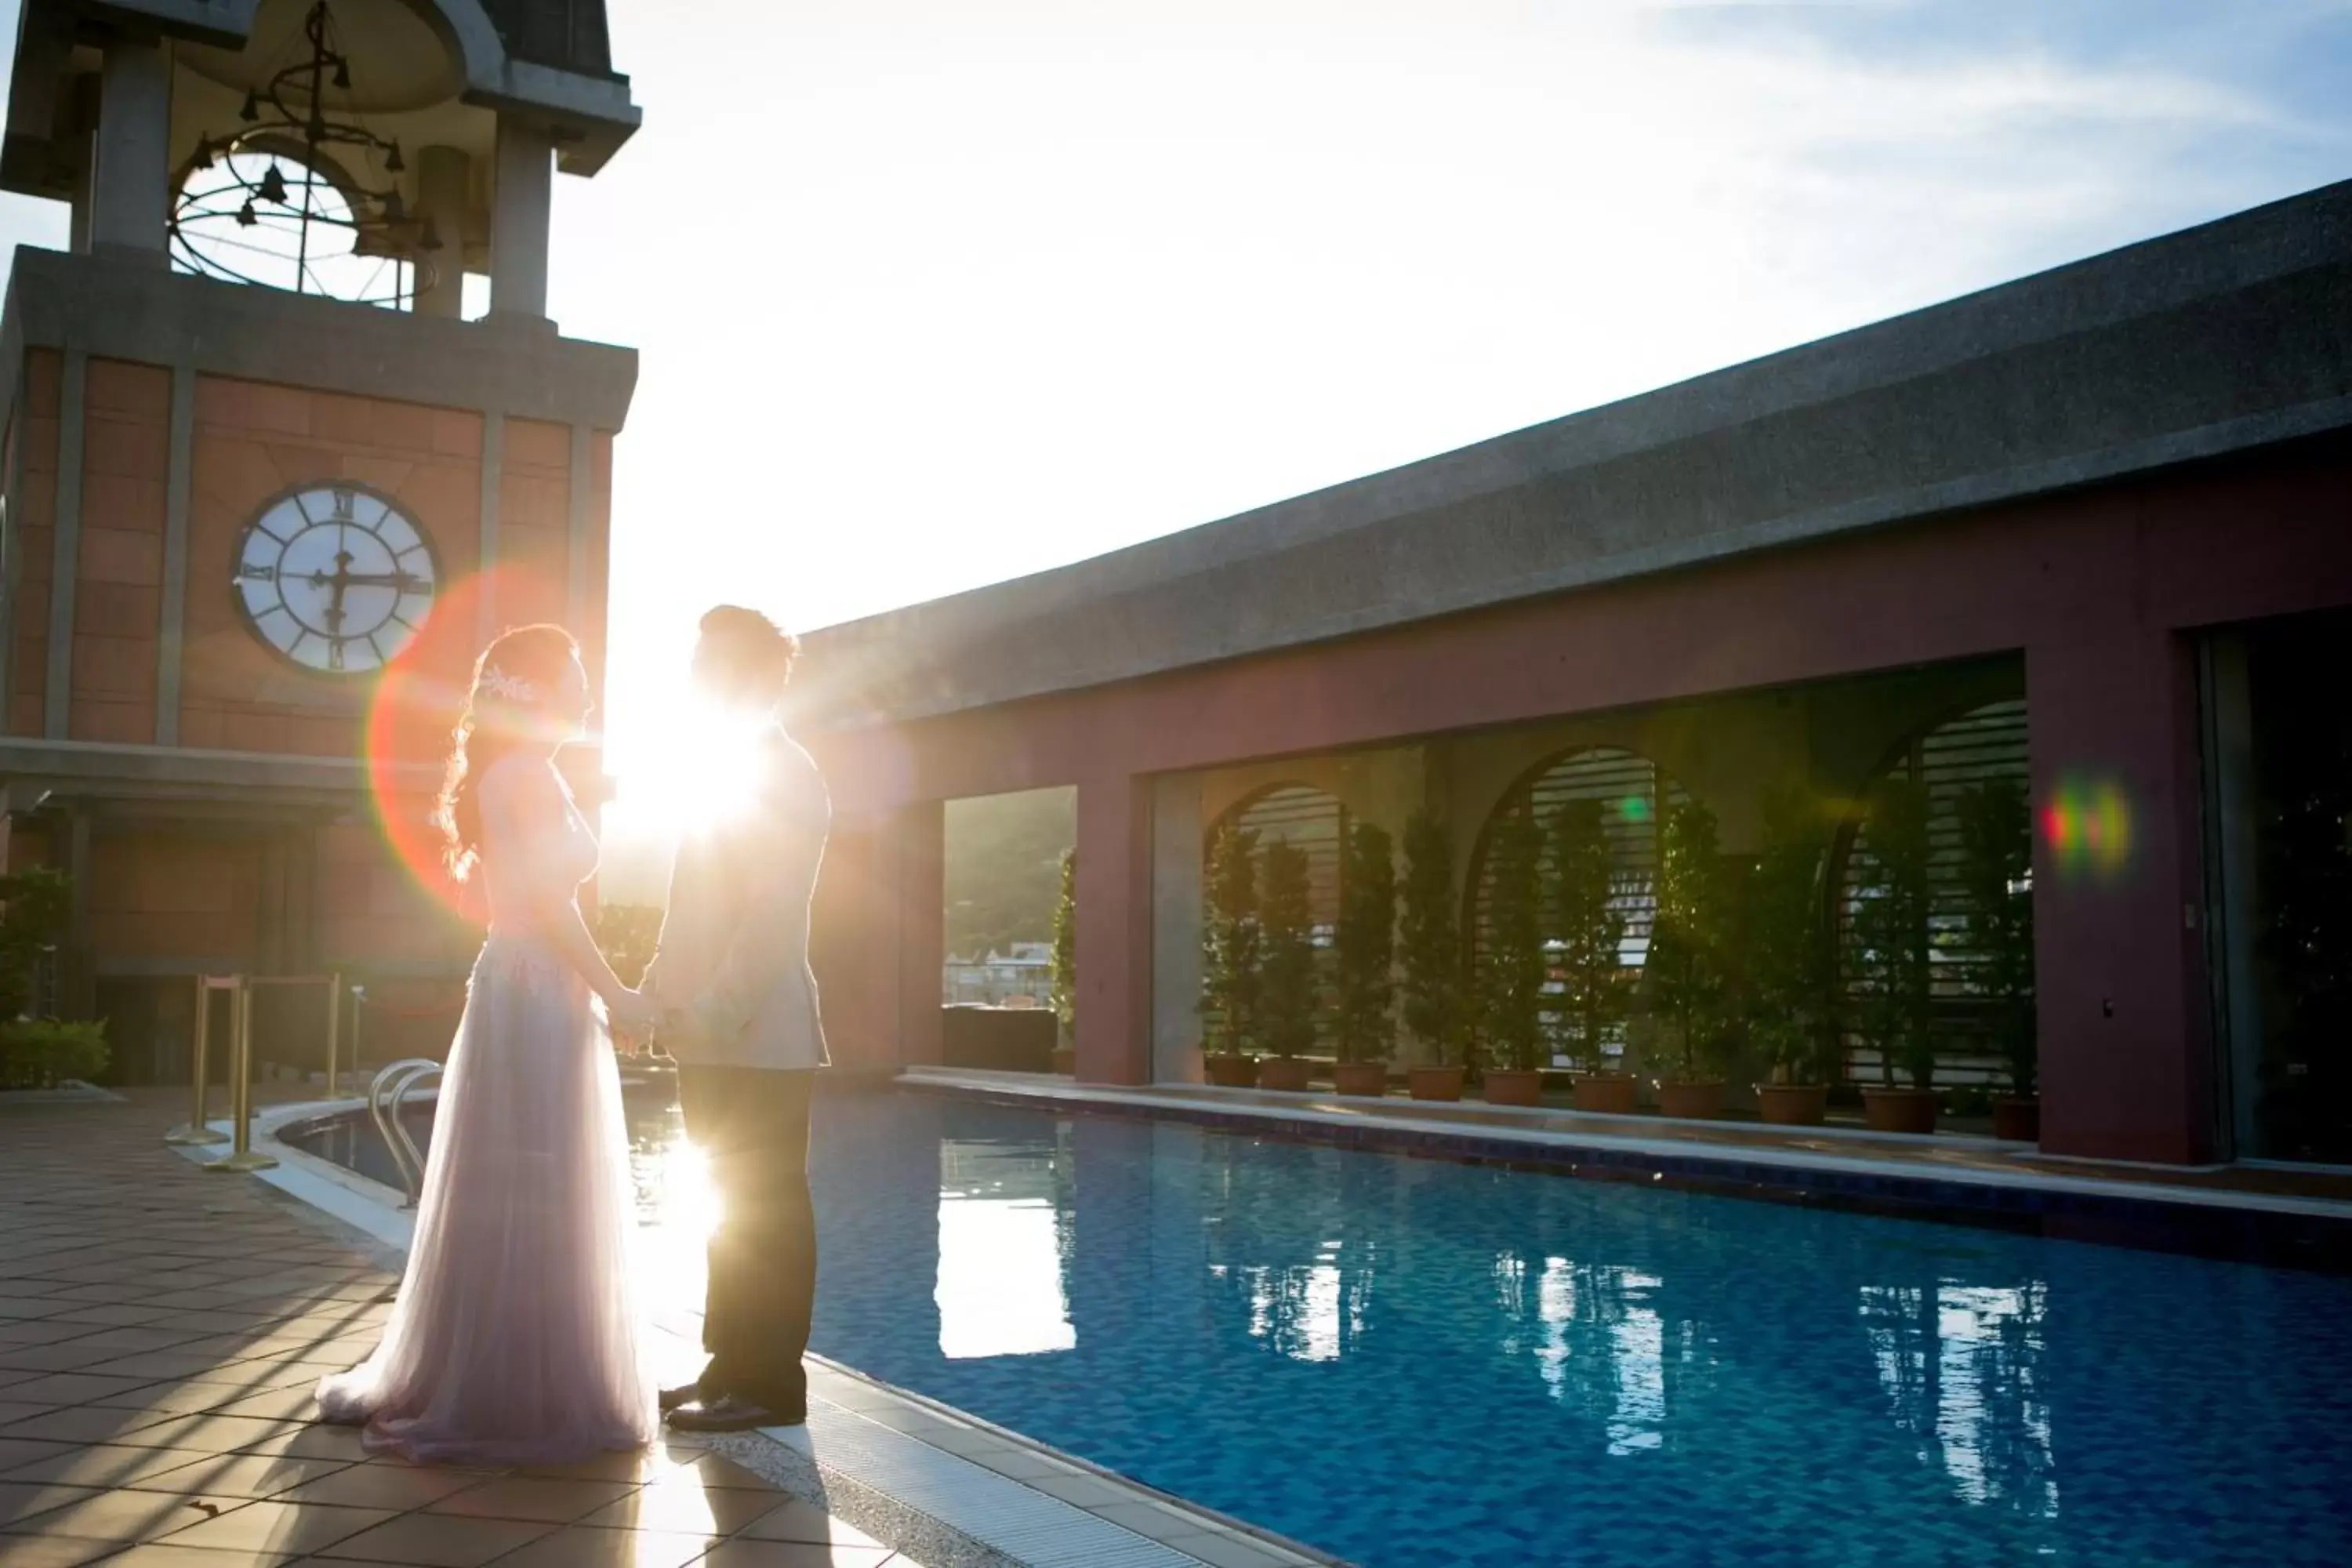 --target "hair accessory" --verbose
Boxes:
[479,666,541,704]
